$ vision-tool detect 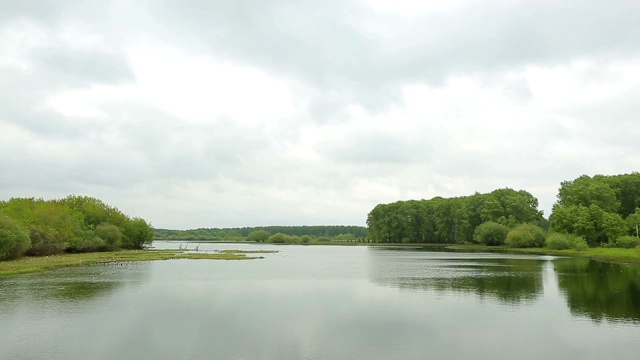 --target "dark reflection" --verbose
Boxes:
[367,248,545,304]
[50,281,121,301]
[554,258,640,323]
[0,262,150,307]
